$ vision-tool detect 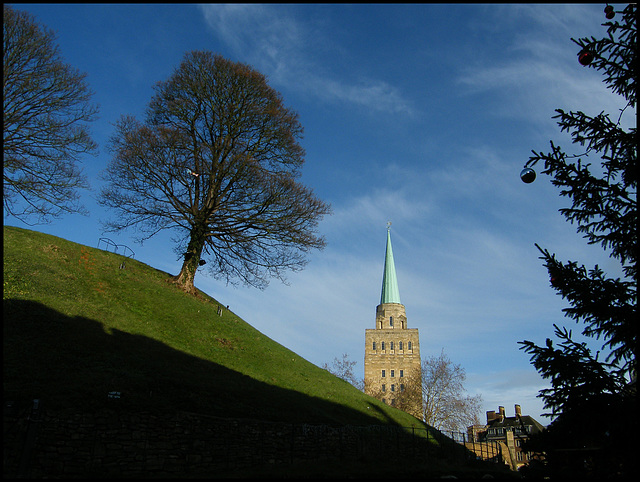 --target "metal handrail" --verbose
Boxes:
[97,238,135,258]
